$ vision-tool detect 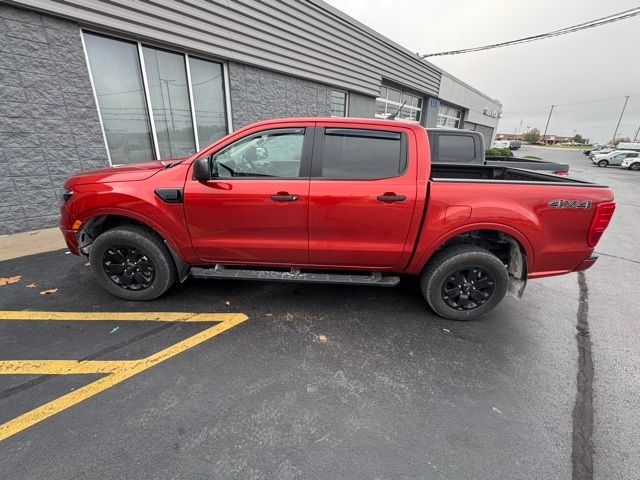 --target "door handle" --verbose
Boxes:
[377,193,406,202]
[270,192,299,202]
